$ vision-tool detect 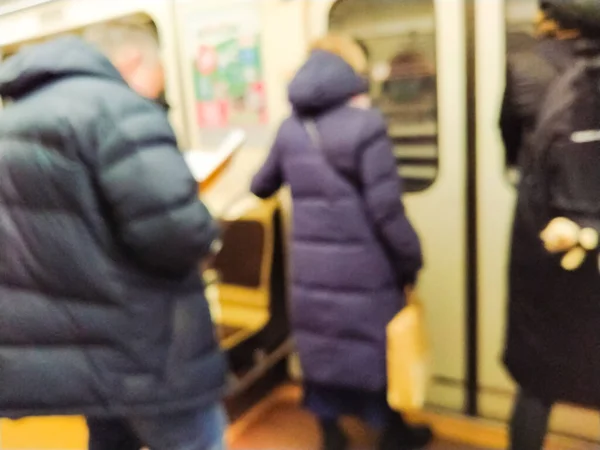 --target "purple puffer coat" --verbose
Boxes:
[251,50,422,391]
